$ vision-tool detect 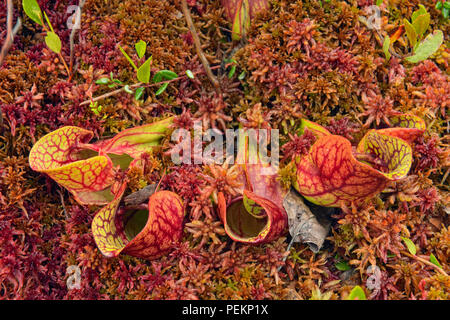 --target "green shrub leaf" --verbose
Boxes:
[429,253,442,268]
[412,13,430,38]
[152,70,178,83]
[45,32,61,54]
[403,19,417,48]
[95,78,110,85]
[137,56,153,83]
[443,7,449,19]
[411,4,428,22]
[155,82,169,96]
[347,286,367,300]
[135,87,145,100]
[135,40,147,59]
[405,30,444,63]
[382,36,391,61]
[22,0,43,25]
[401,237,417,255]
[335,261,351,271]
